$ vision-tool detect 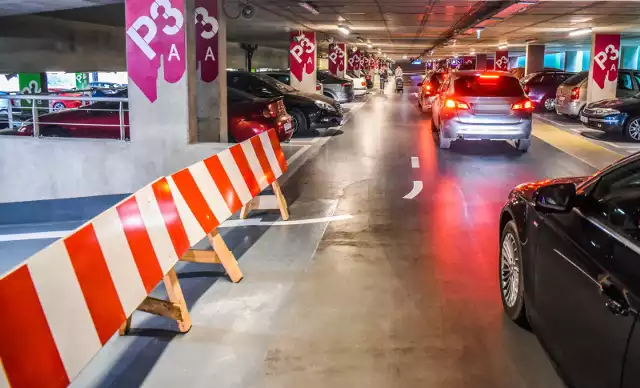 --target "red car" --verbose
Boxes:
[48,88,84,111]
[17,88,293,143]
